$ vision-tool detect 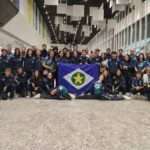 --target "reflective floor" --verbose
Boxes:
[0,99,150,150]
